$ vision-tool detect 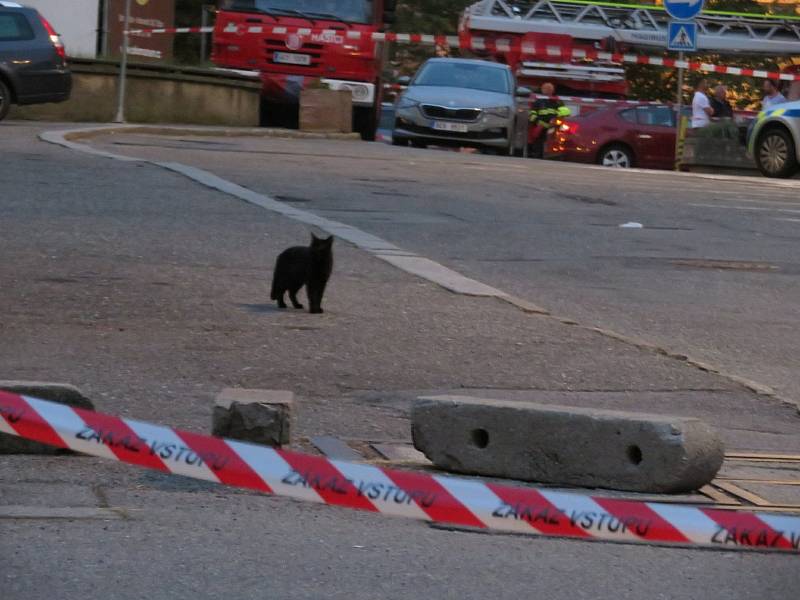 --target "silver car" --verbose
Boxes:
[748,99,800,178]
[392,58,530,154]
